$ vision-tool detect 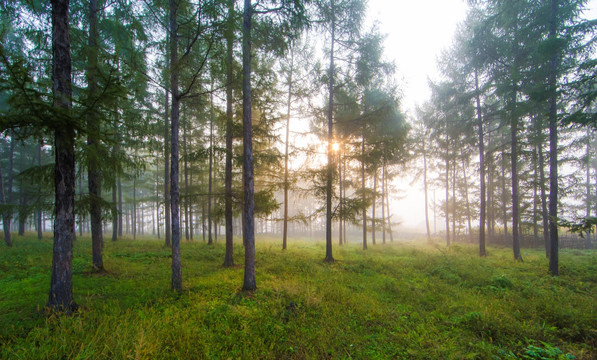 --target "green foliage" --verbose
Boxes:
[1,237,596,359]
